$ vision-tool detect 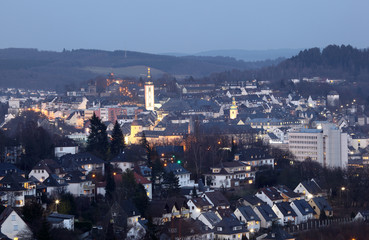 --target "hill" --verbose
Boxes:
[0,48,281,90]
[194,48,300,61]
